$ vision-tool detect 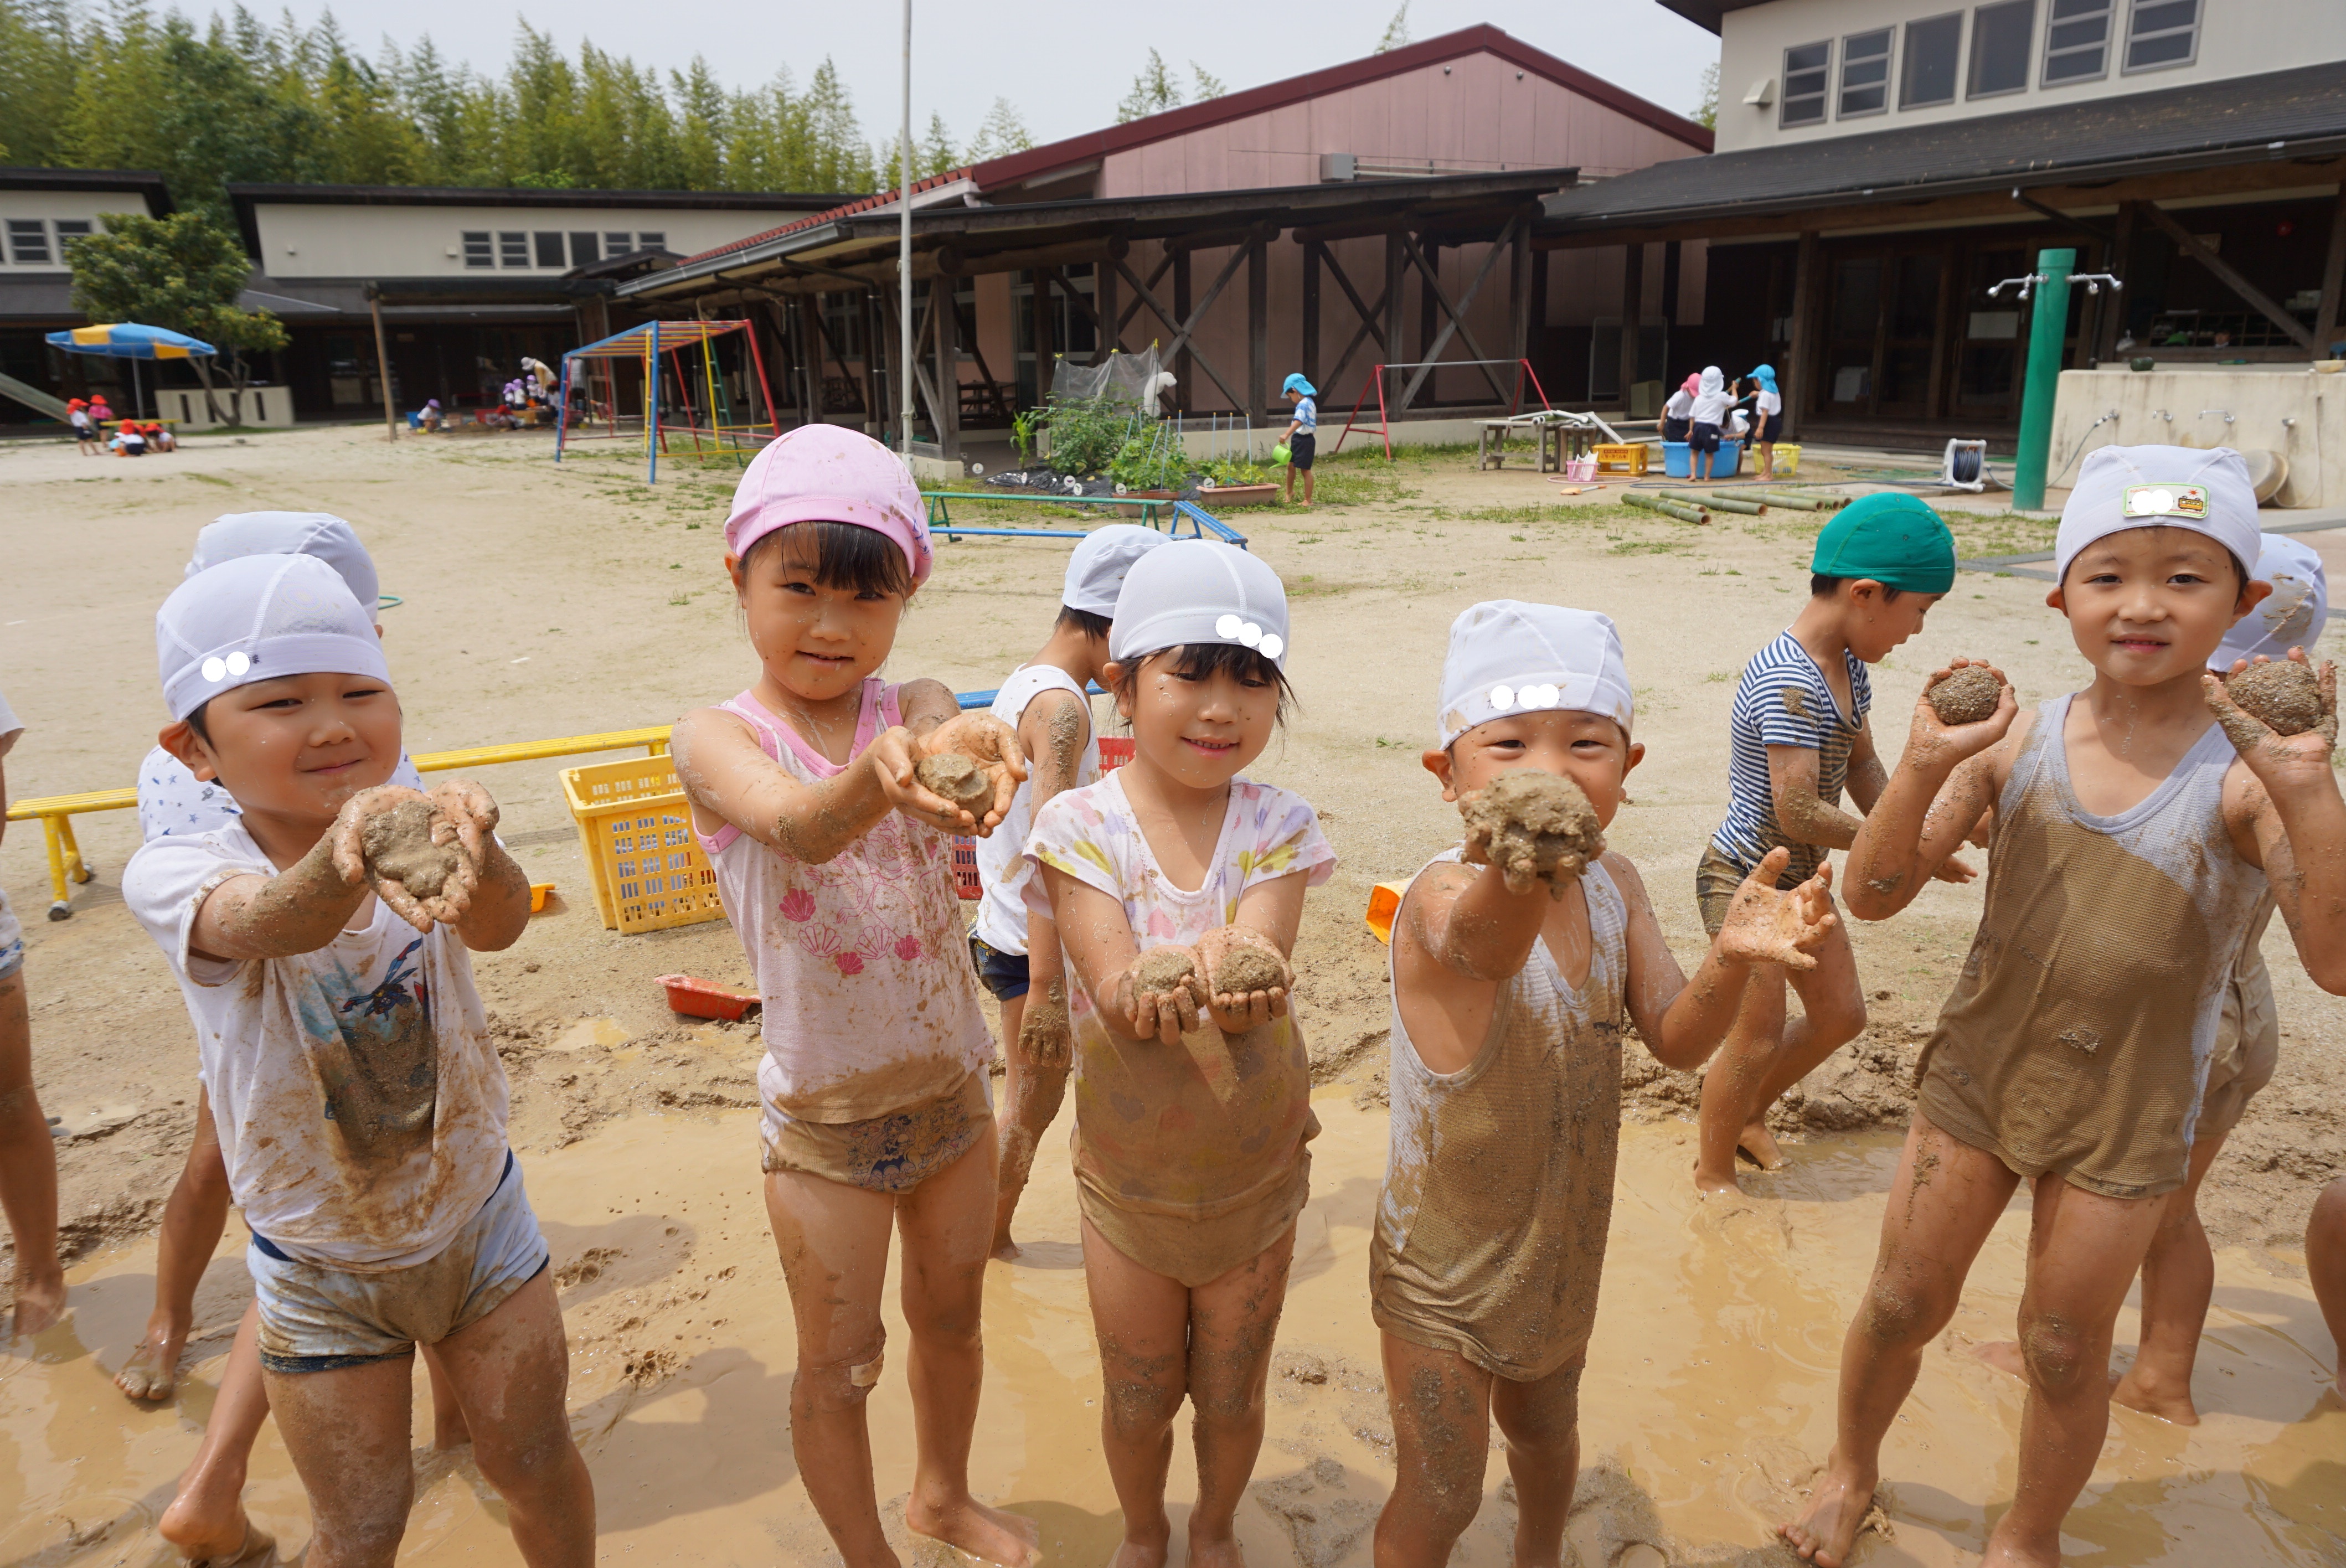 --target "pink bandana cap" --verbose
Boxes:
[723,424,933,587]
